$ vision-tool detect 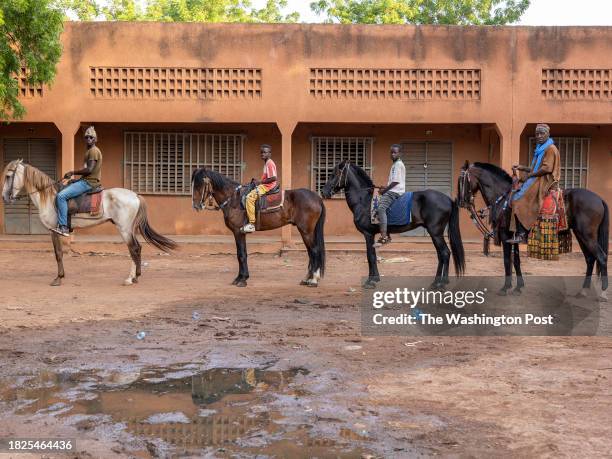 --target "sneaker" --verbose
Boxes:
[241,223,256,233]
[505,232,526,244]
[50,225,70,237]
[373,235,391,248]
